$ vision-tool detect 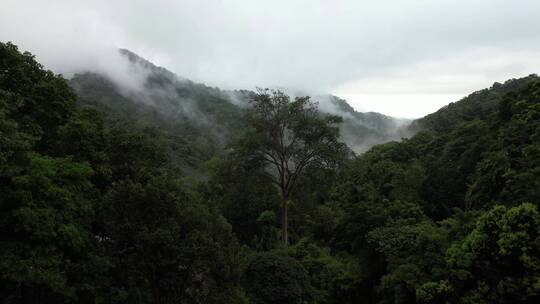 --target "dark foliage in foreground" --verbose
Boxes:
[1,42,540,303]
